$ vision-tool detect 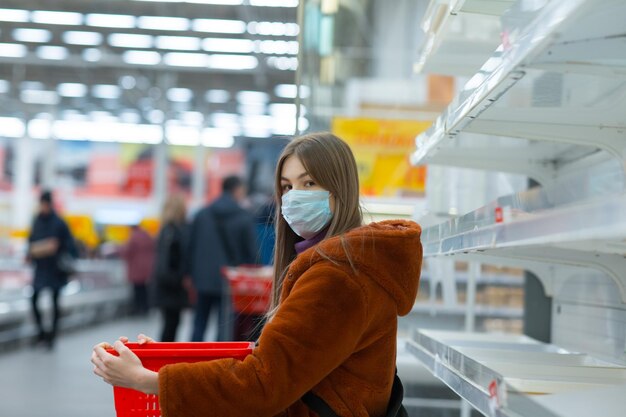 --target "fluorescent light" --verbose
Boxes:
[248,21,299,36]
[122,50,161,65]
[206,89,230,103]
[269,103,297,117]
[256,40,298,55]
[21,89,60,105]
[0,80,9,94]
[58,83,87,97]
[155,36,201,51]
[267,56,298,71]
[163,52,207,67]
[250,0,298,7]
[274,84,310,99]
[53,120,162,143]
[180,111,204,125]
[0,8,29,23]
[119,111,141,124]
[148,109,164,124]
[187,0,243,4]
[13,28,52,43]
[31,10,83,25]
[63,31,103,46]
[167,123,201,146]
[137,16,189,31]
[37,46,69,60]
[0,117,25,138]
[238,103,266,115]
[28,118,53,139]
[208,54,257,70]
[82,48,102,62]
[92,84,121,99]
[192,18,246,34]
[86,13,136,28]
[202,38,254,53]
[201,128,234,148]
[119,75,137,89]
[167,88,193,102]
[0,43,27,58]
[237,91,269,103]
[109,33,153,48]
[211,112,238,127]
